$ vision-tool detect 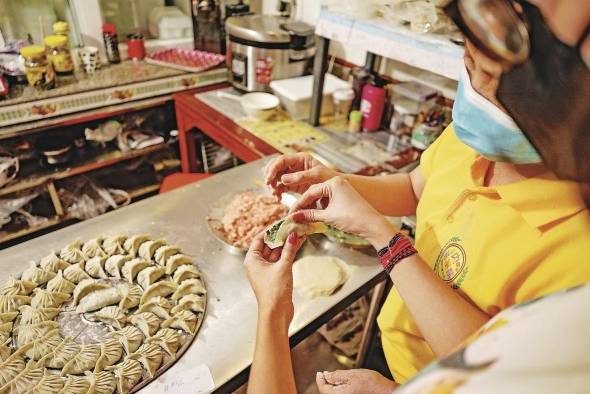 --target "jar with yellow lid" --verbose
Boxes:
[53,21,69,36]
[20,46,56,89]
[44,35,74,75]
